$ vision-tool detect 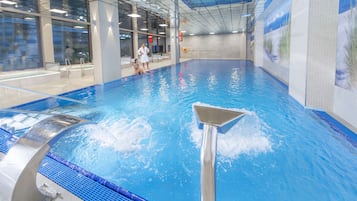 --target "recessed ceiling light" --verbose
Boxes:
[159,32,165,34]
[0,0,16,5]
[50,8,67,14]
[128,13,141,18]
[74,26,85,29]
[209,32,215,35]
[159,23,168,27]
